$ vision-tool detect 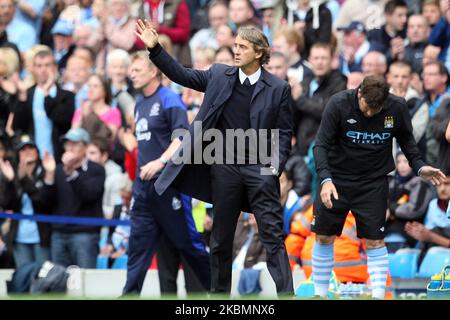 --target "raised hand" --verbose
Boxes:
[0,158,14,181]
[135,19,159,49]
[42,151,56,173]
